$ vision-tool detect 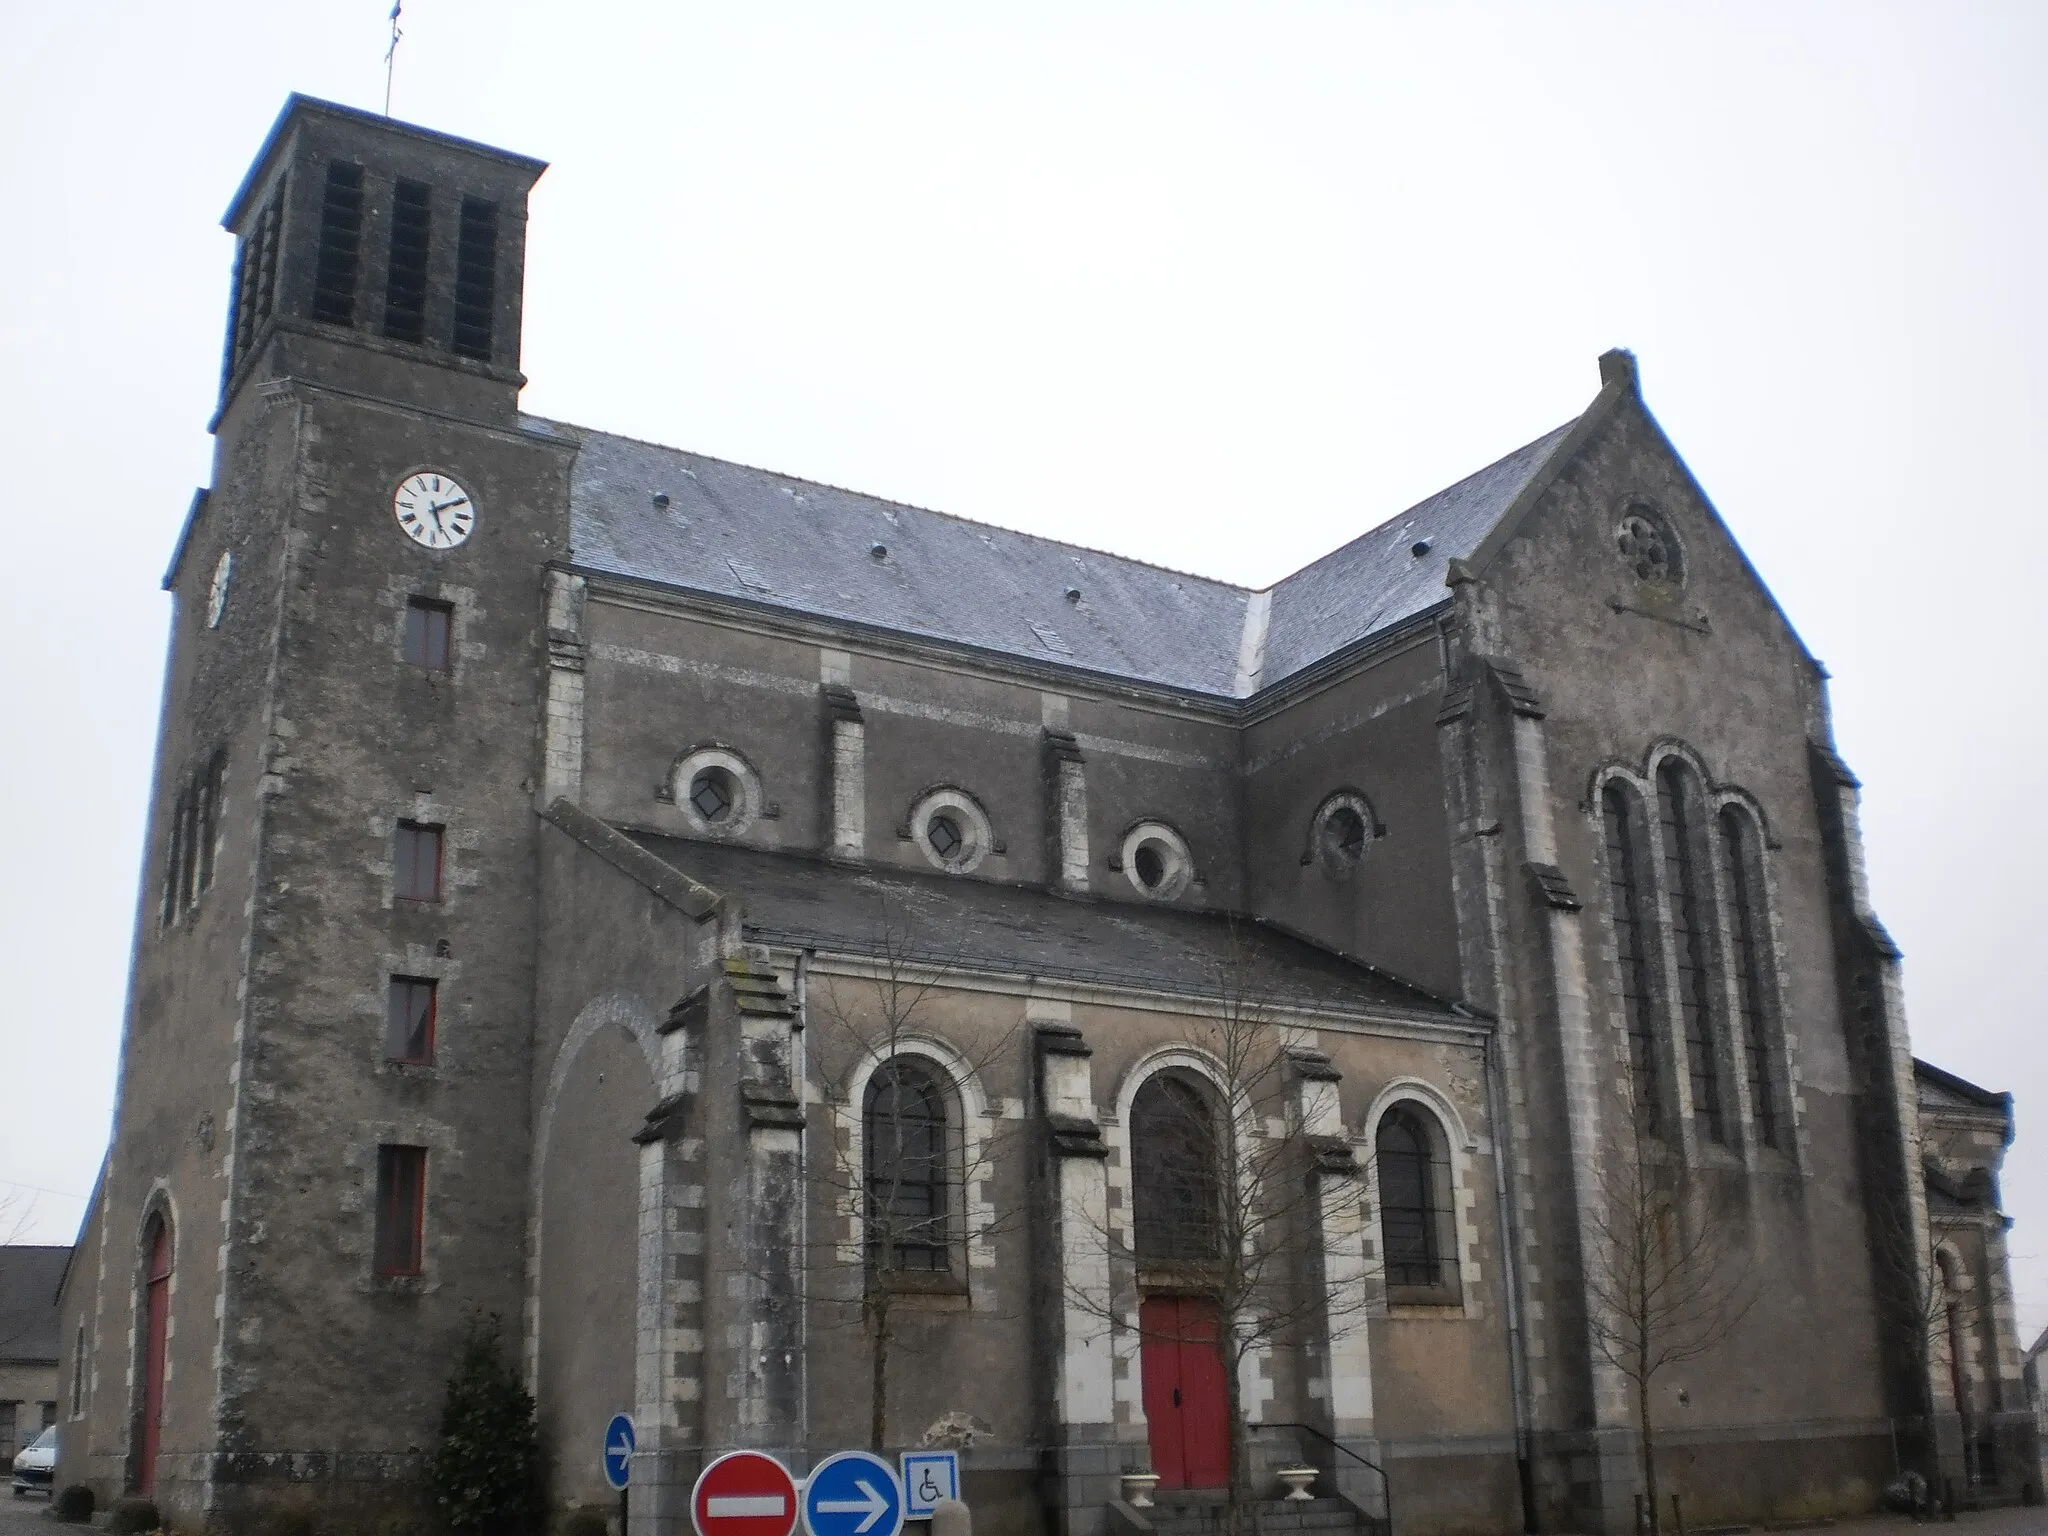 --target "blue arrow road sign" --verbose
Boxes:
[802,1451,903,1536]
[603,1414,636,1490]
